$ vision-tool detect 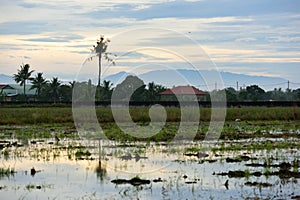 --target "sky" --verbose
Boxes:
[0,0,300,88]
